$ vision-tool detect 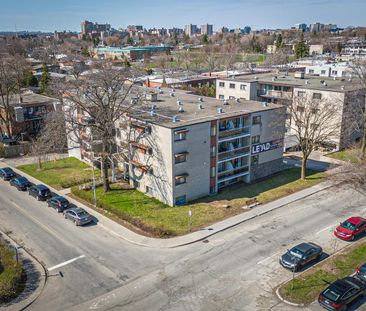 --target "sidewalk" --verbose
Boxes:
[1,161,333,249]
[0,230,47,311]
